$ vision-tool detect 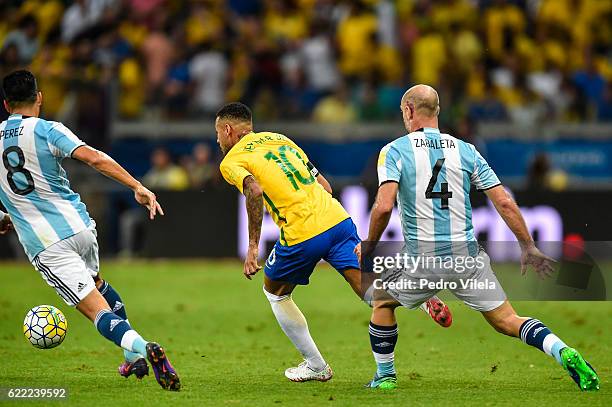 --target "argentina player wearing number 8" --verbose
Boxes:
[216,102,452,383]
[0,70,180,390]
[354,84,599,391]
